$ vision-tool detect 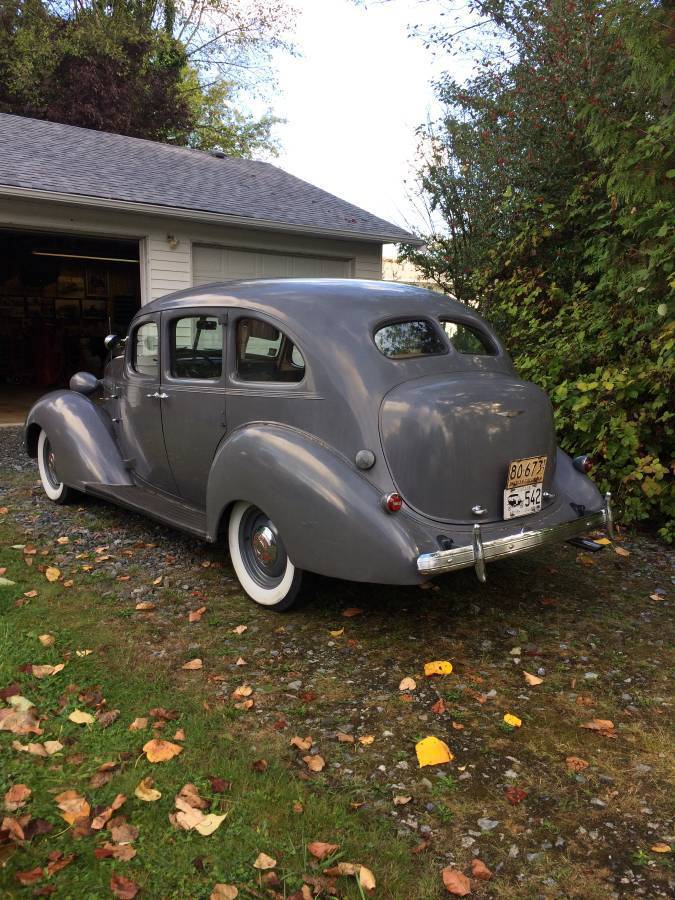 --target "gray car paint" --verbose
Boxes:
[25,278,604,585]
